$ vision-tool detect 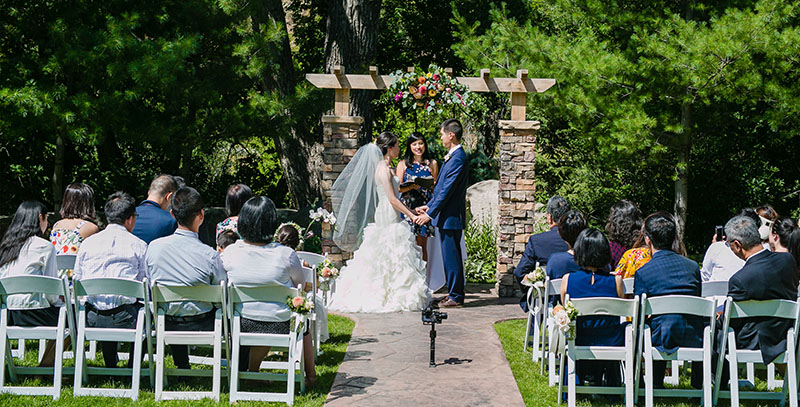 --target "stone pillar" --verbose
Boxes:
[496,120,540,297]
[320,115,363,266]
